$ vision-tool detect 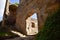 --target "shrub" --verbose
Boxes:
[36,9,60,40]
